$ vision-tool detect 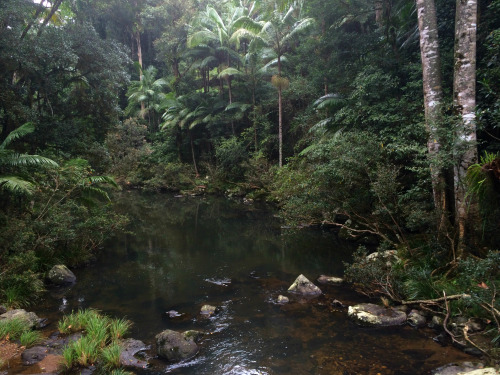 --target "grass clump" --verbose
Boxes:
[109,318,131,342]
[19,330,43,348]
[100,342,122,370]
[0,317,43,347]
[0,318,27,340]
[57,309,132,372]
